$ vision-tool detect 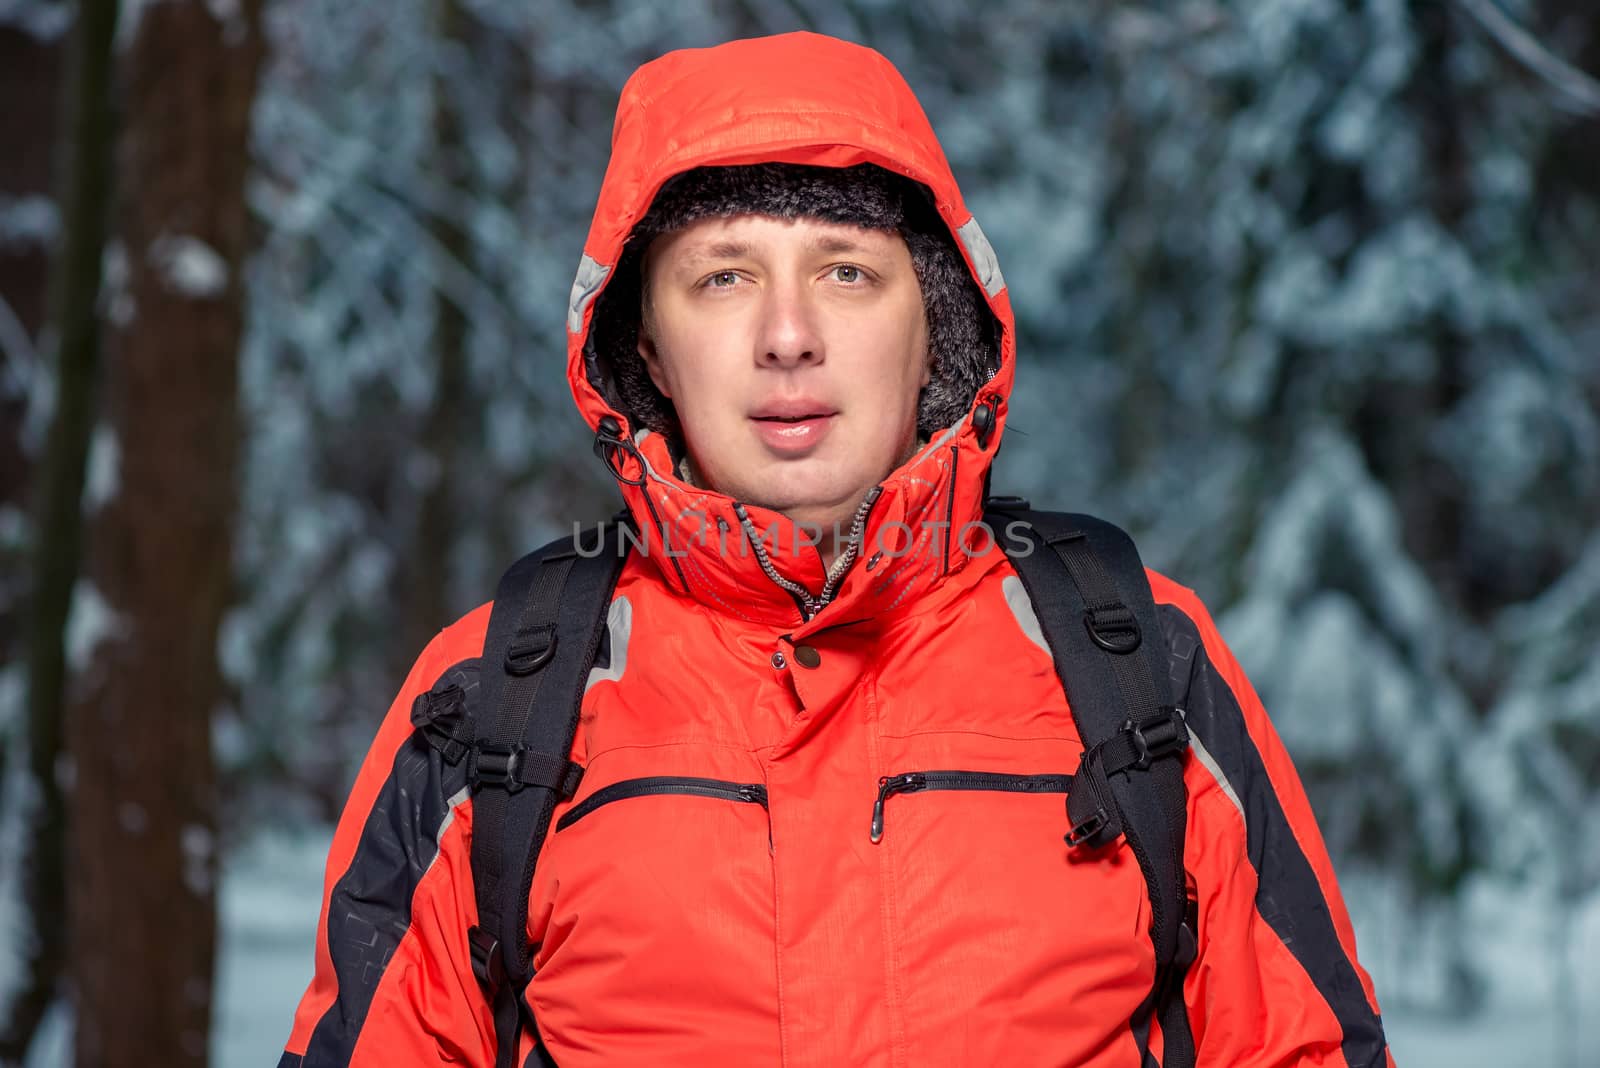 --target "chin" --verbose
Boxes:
[744,475,867,525]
